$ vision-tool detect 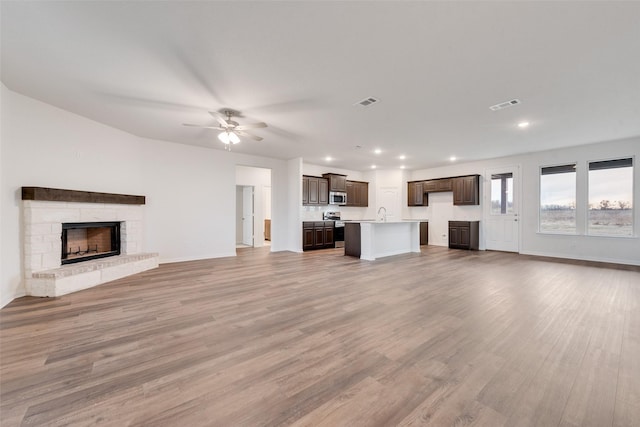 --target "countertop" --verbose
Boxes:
[344,220,421,224]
